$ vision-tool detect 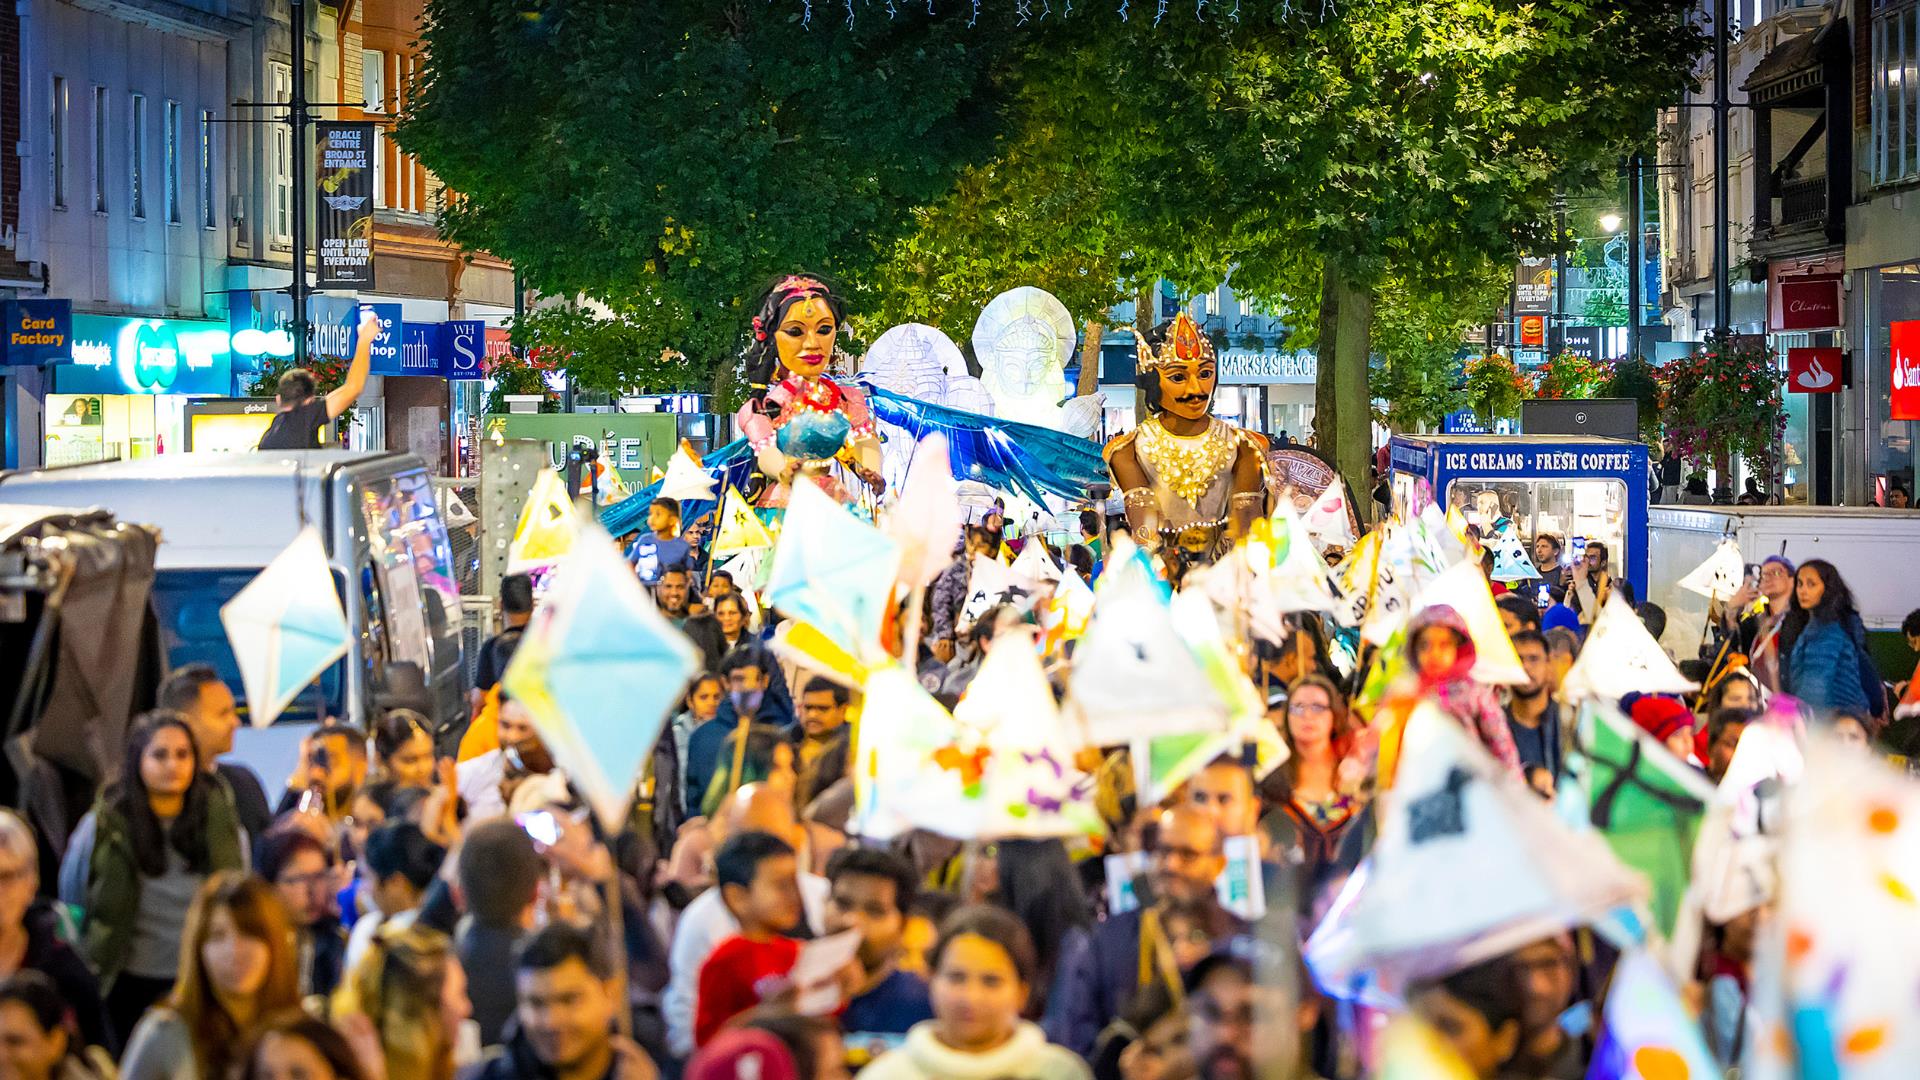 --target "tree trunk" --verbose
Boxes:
[1315,262,1376,524]
[1078,320,1104,397]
